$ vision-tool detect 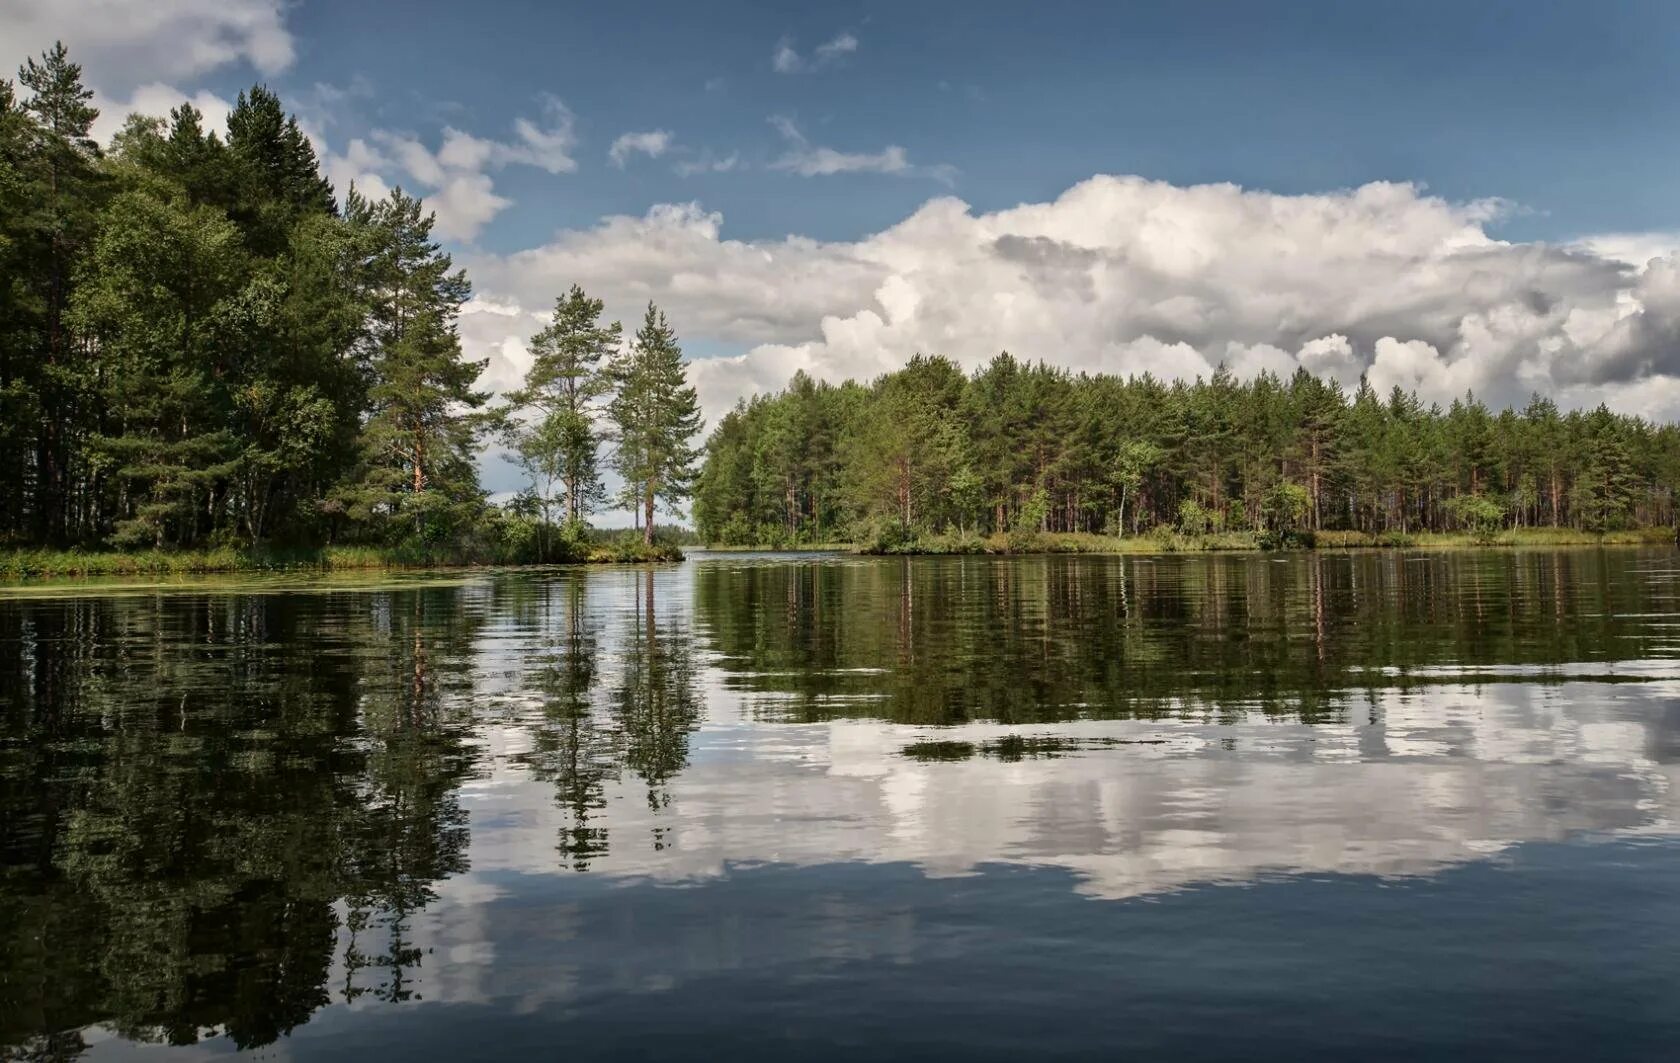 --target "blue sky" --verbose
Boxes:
[14,0,1680,511]
[260,0,1680,248]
